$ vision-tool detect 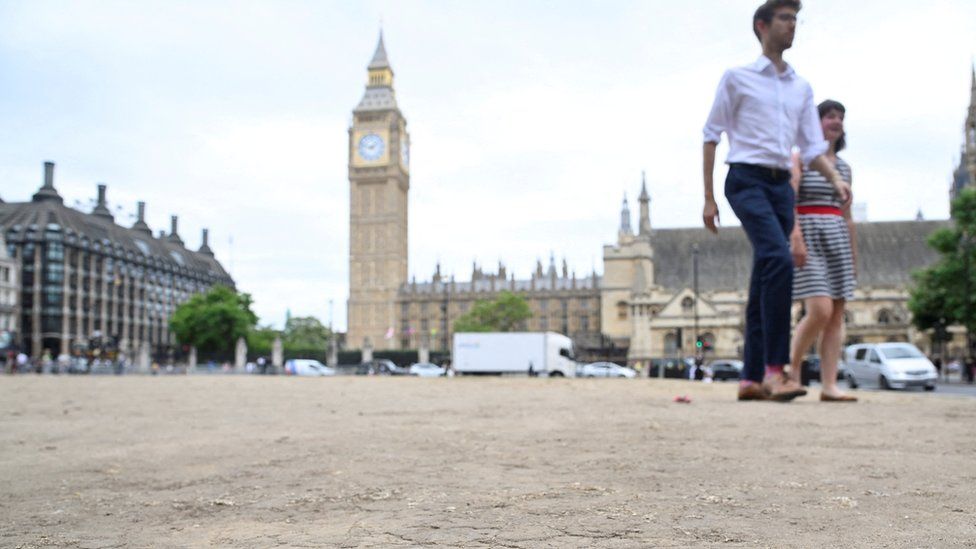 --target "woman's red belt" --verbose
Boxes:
[797,205,842,215]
